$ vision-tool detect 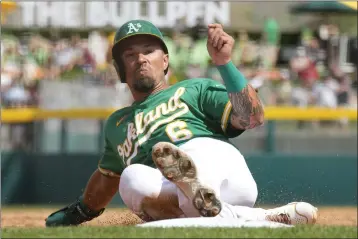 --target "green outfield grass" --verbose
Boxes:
[2,225,357,238]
